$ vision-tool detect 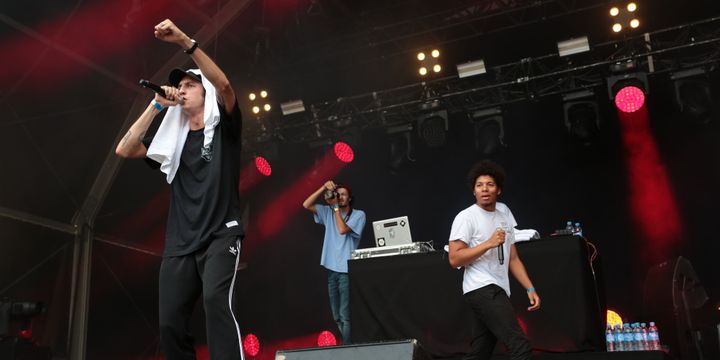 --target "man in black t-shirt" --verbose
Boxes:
[116,19,245,360]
